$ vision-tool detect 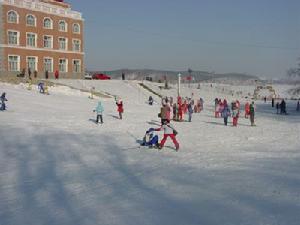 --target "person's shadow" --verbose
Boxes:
[108,114,120,119]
